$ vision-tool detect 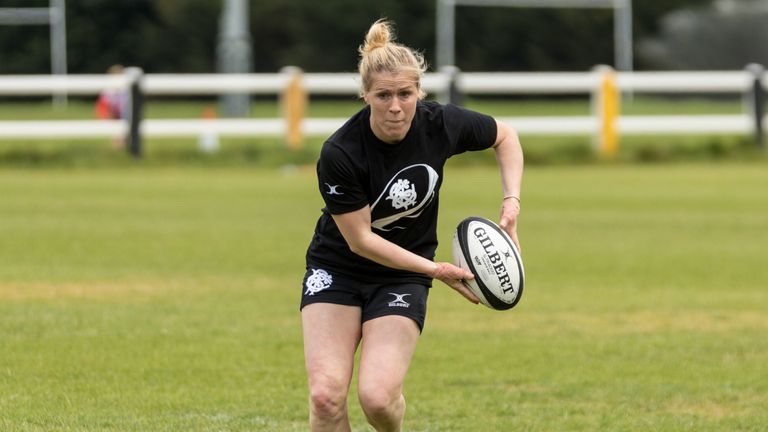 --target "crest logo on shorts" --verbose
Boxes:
[305,269,333,296]
[388,293,411,308]
[386,179,417,210]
